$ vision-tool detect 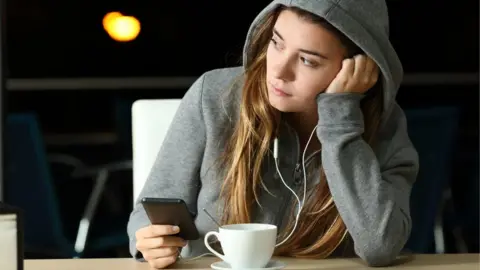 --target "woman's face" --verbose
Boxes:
[266,9,347,113]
